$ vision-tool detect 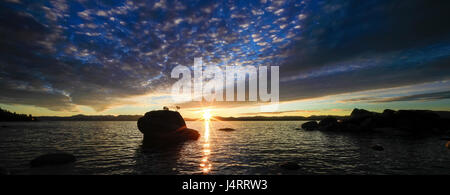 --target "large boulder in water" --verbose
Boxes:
[301,121,319,130]
[137,110,200,146]
[138,110,187,134]
[348,108,375,123]
[30,152,76,167]
[318,117,339,131]
[393,110,441,133]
